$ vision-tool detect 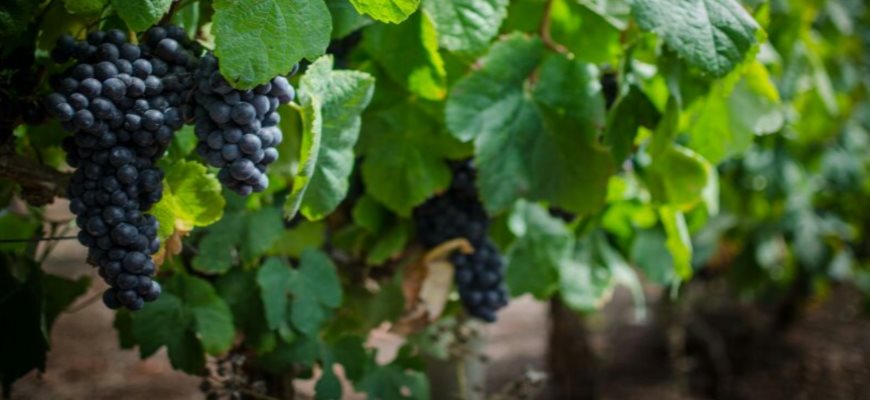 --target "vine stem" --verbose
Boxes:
[0,235,77,244]
[0,143,70,206]
[538,0,568,54]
